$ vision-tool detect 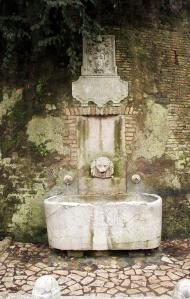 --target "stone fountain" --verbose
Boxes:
[44,35,162,251]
